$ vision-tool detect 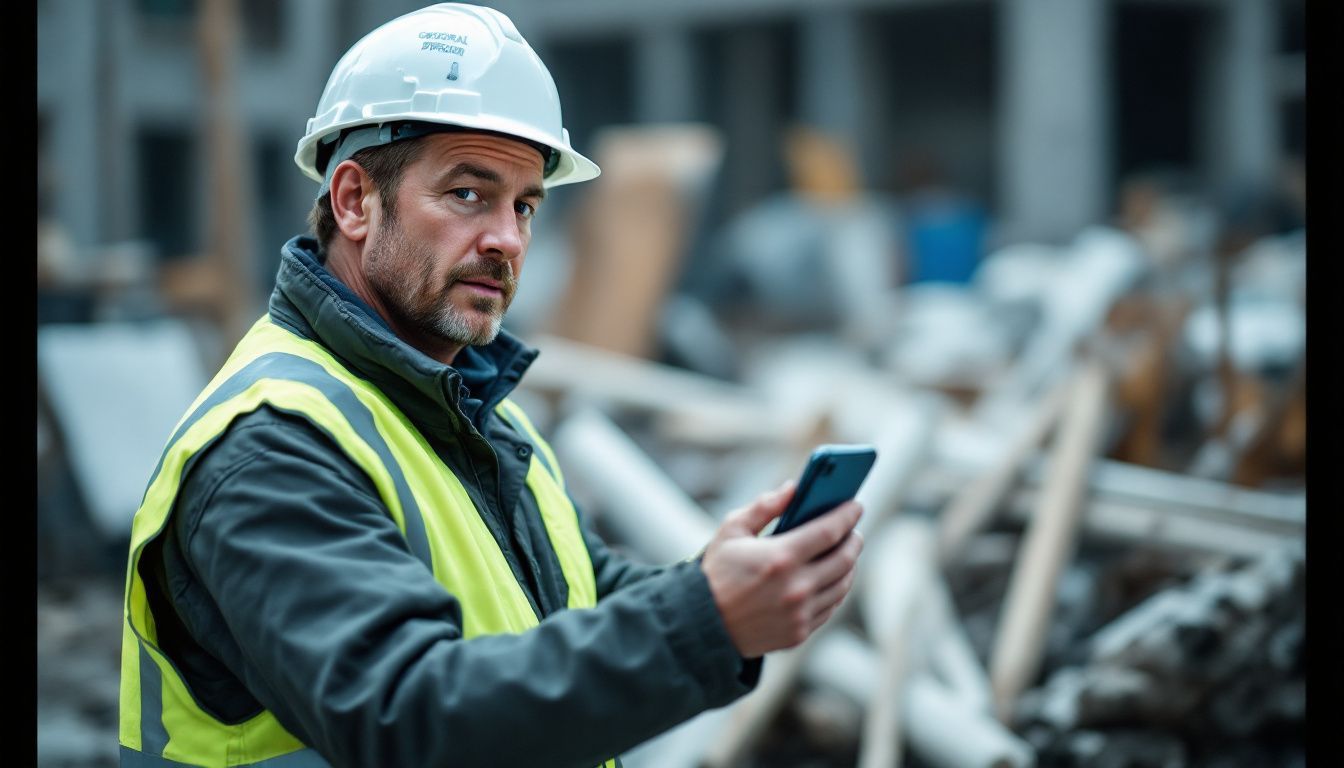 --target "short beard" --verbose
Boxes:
[429,285,506,346]
[365,214,516,349]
